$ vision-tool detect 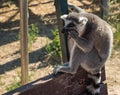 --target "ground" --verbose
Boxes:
[0,0,120,95]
